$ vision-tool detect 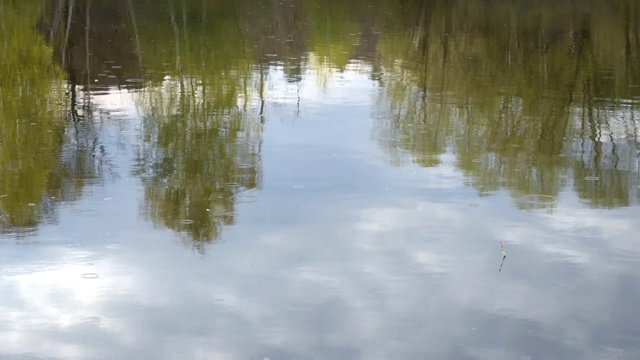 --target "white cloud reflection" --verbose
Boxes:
[2,173,639,359]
